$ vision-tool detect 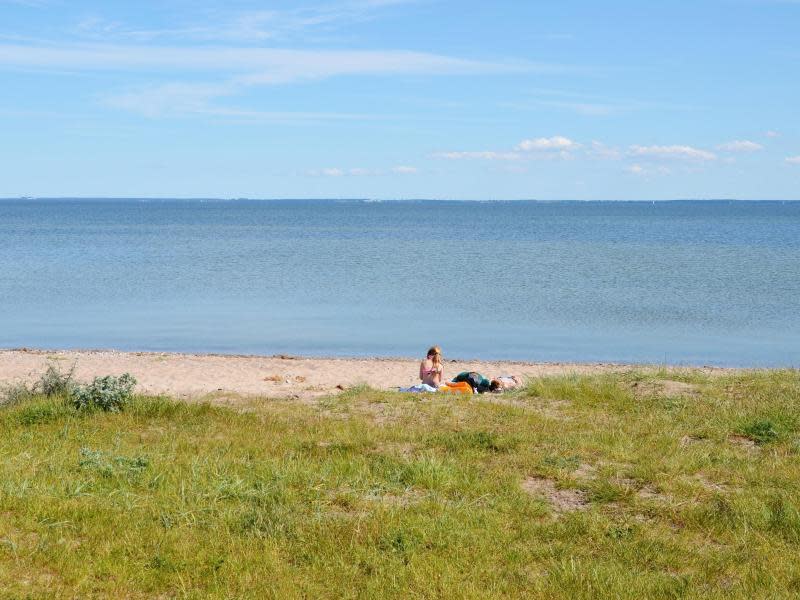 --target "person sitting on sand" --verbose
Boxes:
[419,346,444,388]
